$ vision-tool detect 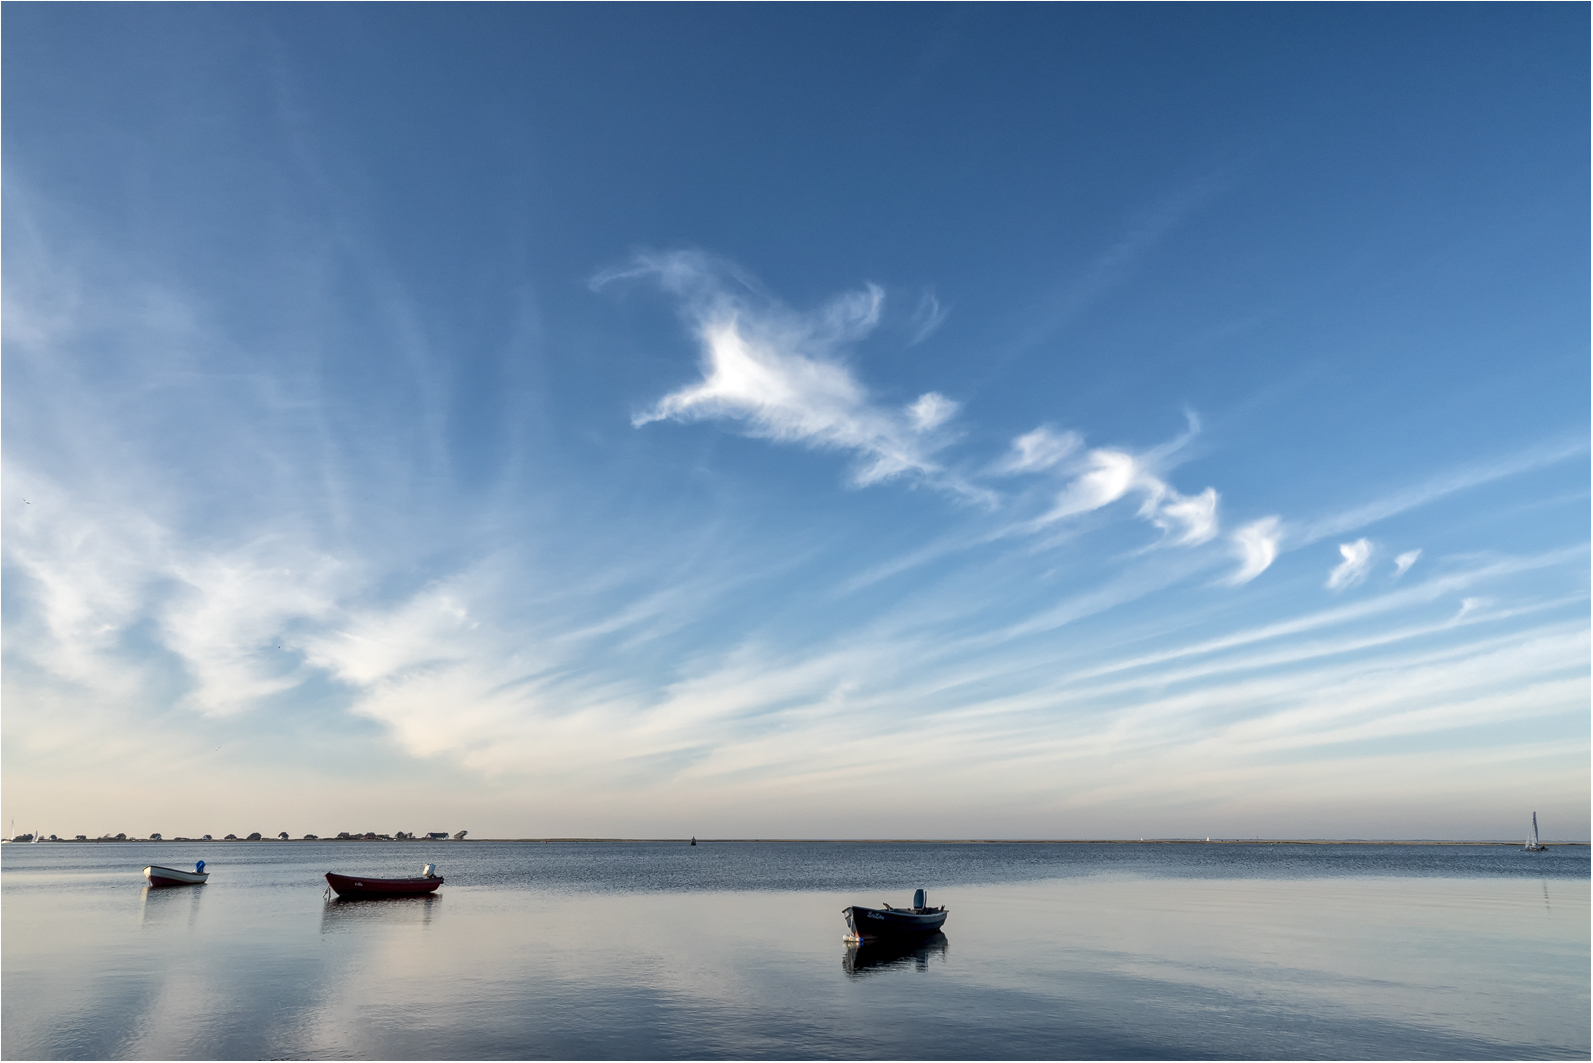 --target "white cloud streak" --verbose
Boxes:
[1296,437,1588,544]
[1214,437,1583,590]
[607,254,1231,541]
[1084,547,1587,685]
[1008,419,1220,548]
[1227,517,1282,585]
[907,289,949,345]
[1326,538,1374,590]
[1012,173,1228,352]
[606,251,966,492]
[993,426,1082,475]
